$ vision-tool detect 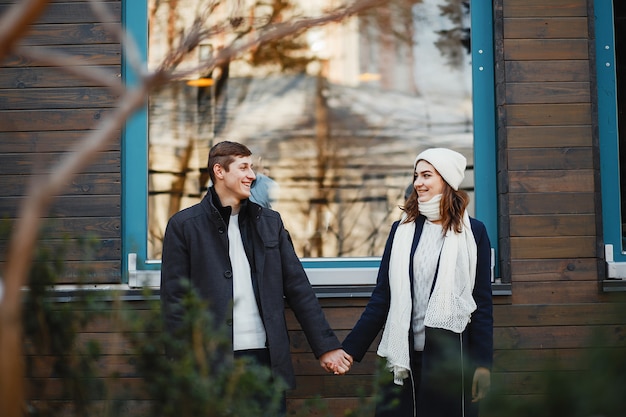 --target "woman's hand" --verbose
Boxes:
[472,367,491,402]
